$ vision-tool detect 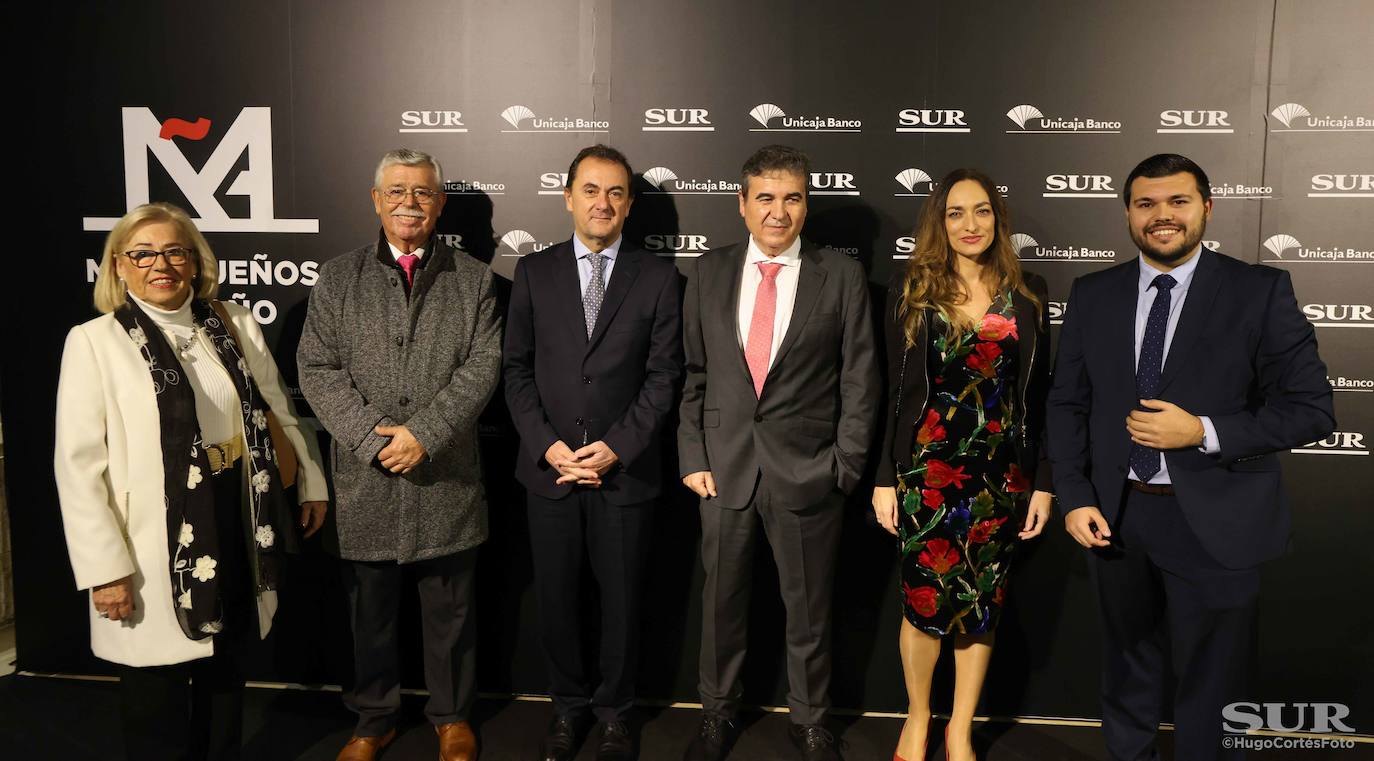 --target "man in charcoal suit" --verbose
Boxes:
[678,144,879,761]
